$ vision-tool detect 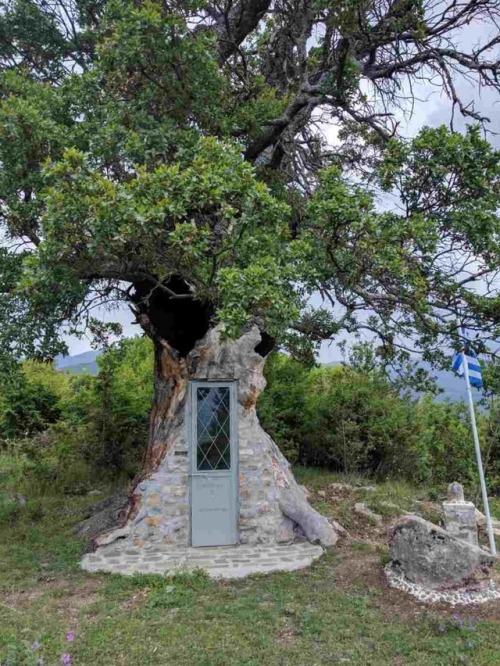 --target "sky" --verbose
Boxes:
[63,21,500,363]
